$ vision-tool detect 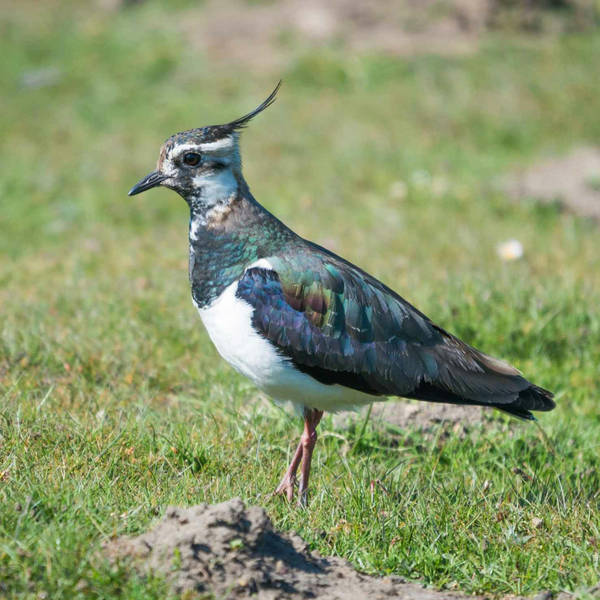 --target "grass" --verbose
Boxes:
[1,1,600,598]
